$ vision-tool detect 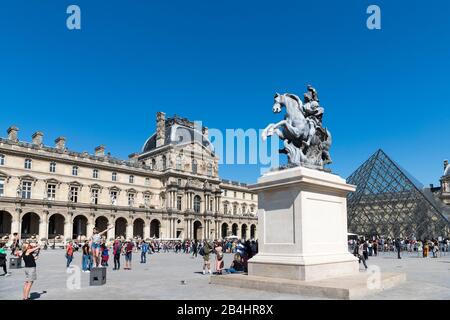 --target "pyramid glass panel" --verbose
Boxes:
[347,149,450,239]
